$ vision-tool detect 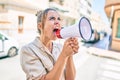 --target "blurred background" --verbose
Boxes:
[0,0,120,80]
